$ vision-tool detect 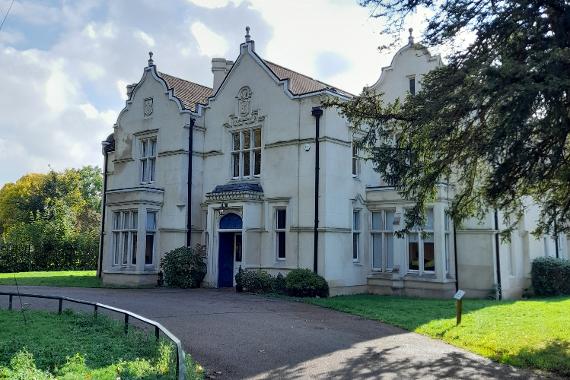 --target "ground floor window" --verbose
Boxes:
[145,210,157,265]
[408,208,435,273]
[371,210,395,271]
[276,209,286,260]
[235,233,242,262]
[112,210,138,266]
[353,210,361,261]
